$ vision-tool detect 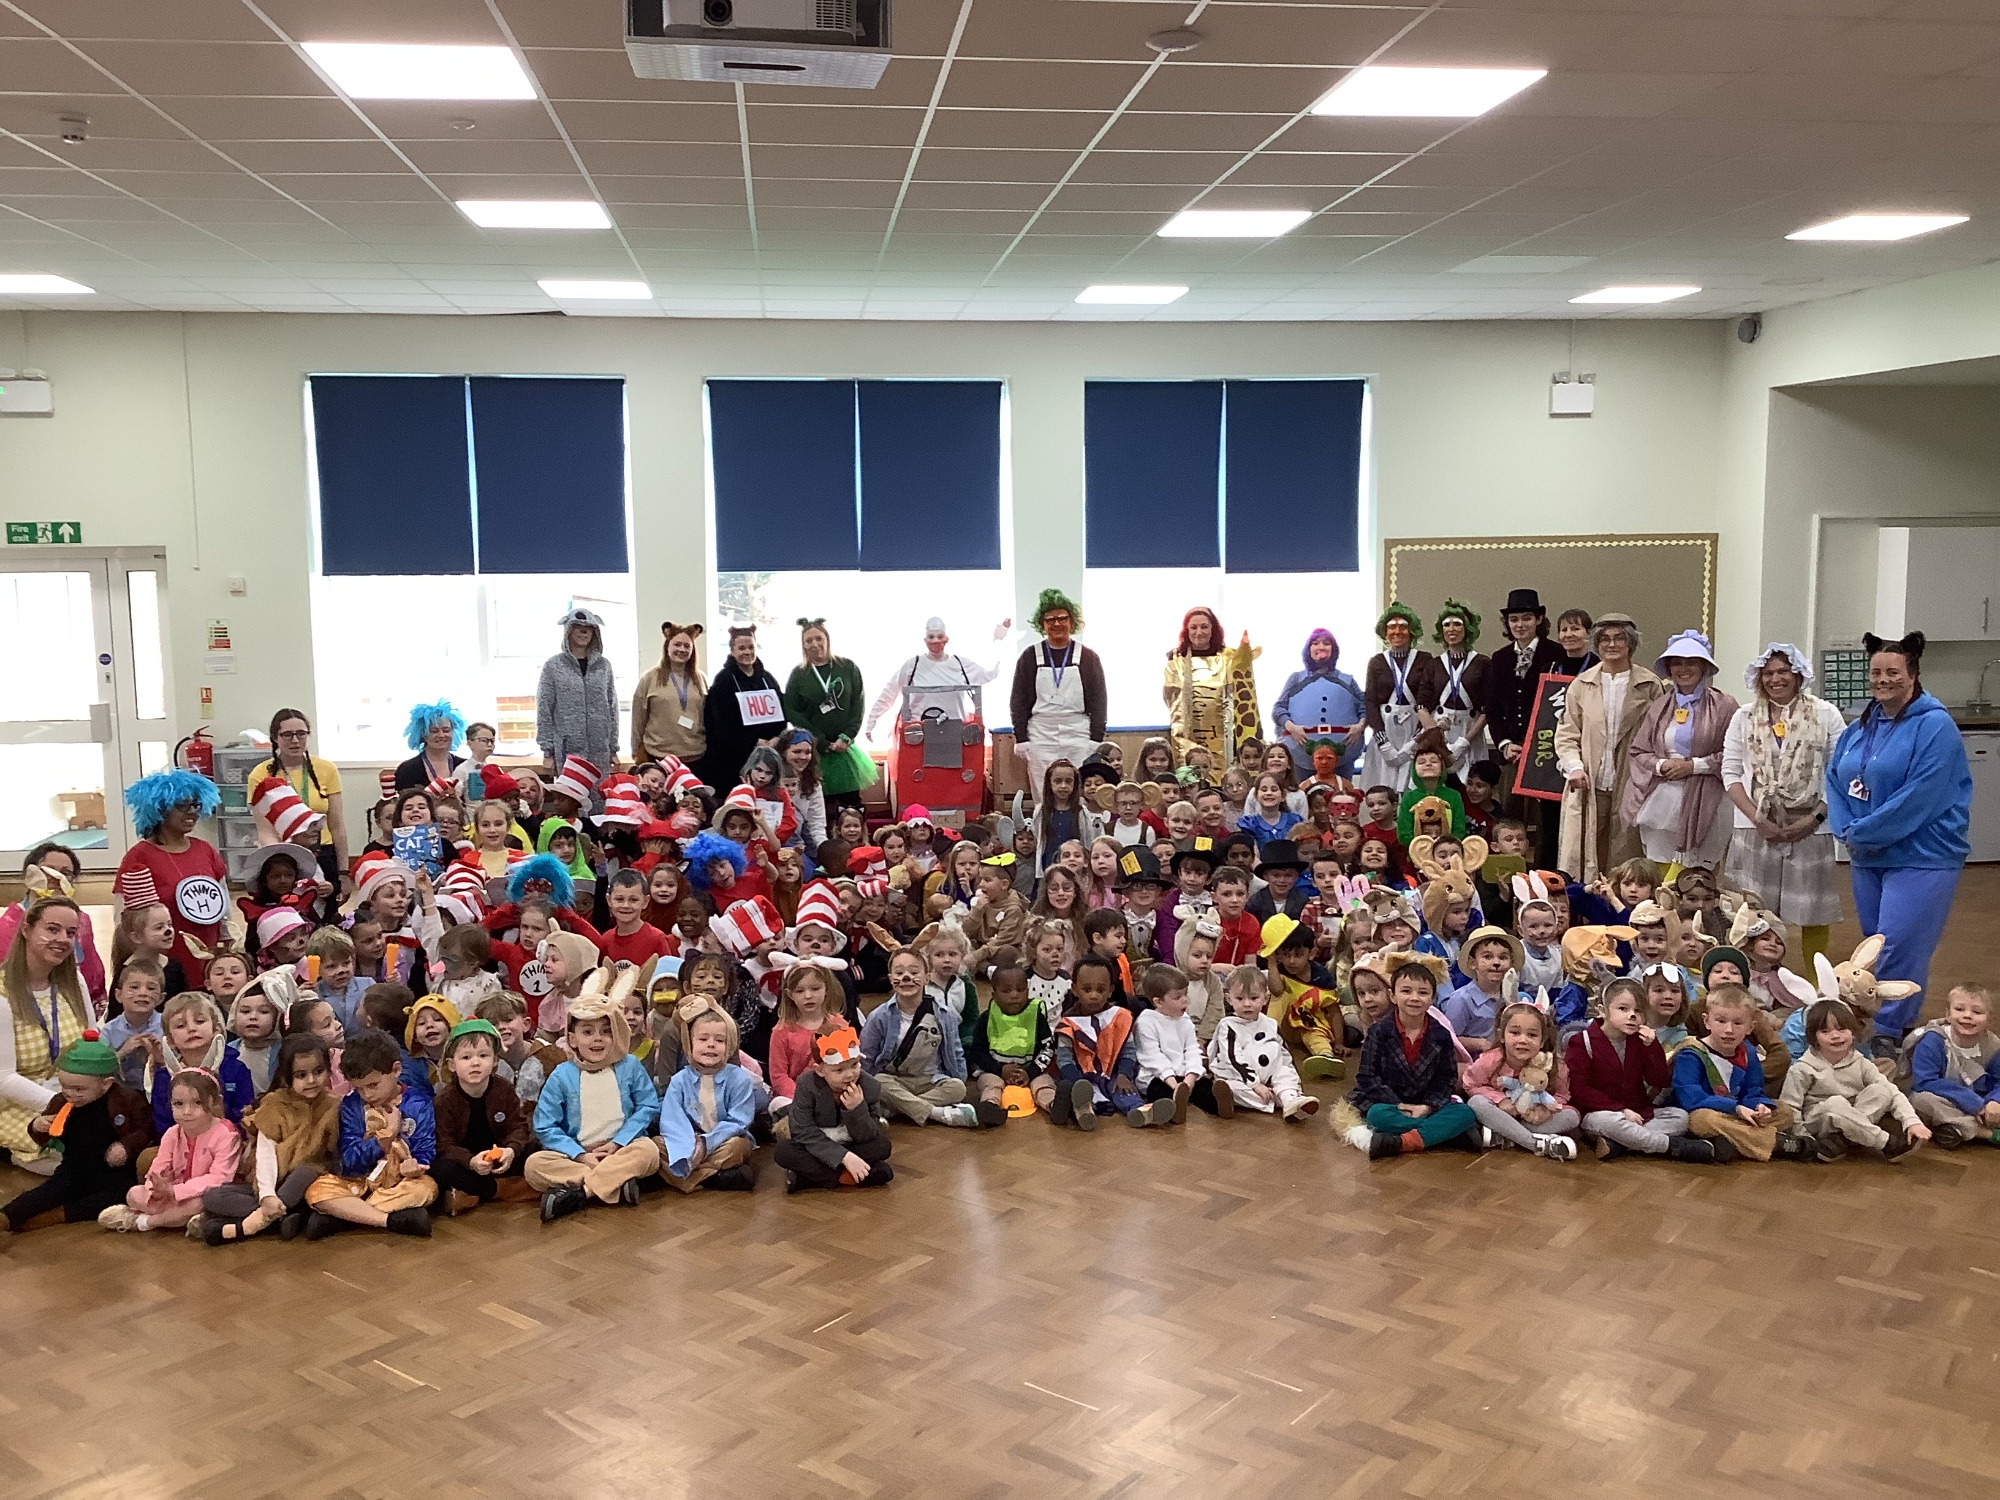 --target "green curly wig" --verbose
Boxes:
[1374,602,1422,641]
[1433,598,1482,646]
[1031,588,1083,634]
